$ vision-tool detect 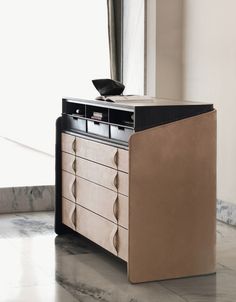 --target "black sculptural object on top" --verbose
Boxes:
[92,79,125,96]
